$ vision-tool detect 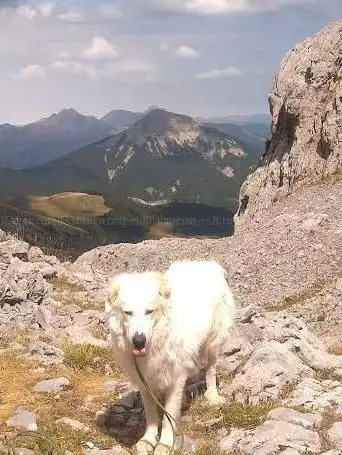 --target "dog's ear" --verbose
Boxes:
[155,272,171,300]
[105,277,120,313]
